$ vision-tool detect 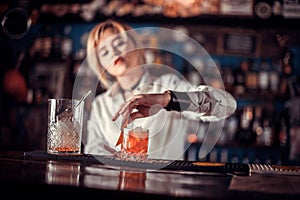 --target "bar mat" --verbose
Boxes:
[24,150,249,176]
[249,164,300,176]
